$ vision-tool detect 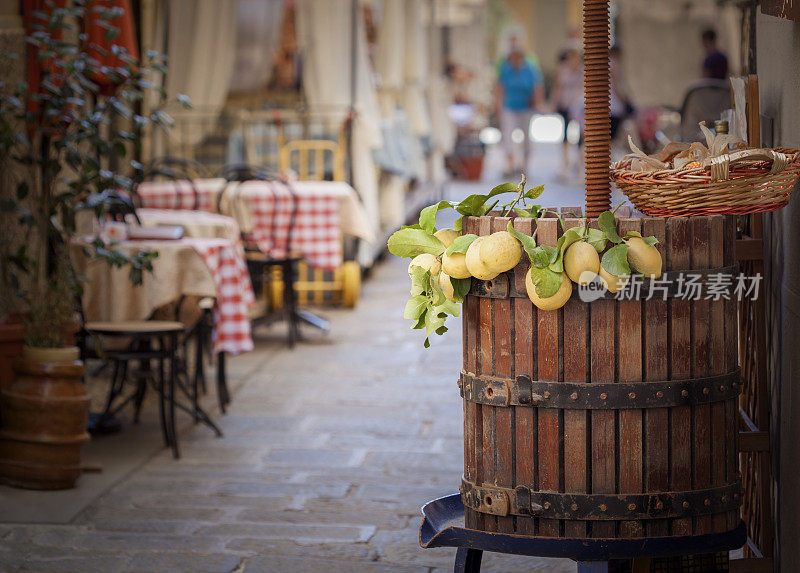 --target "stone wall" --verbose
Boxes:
[756,10,800,573]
